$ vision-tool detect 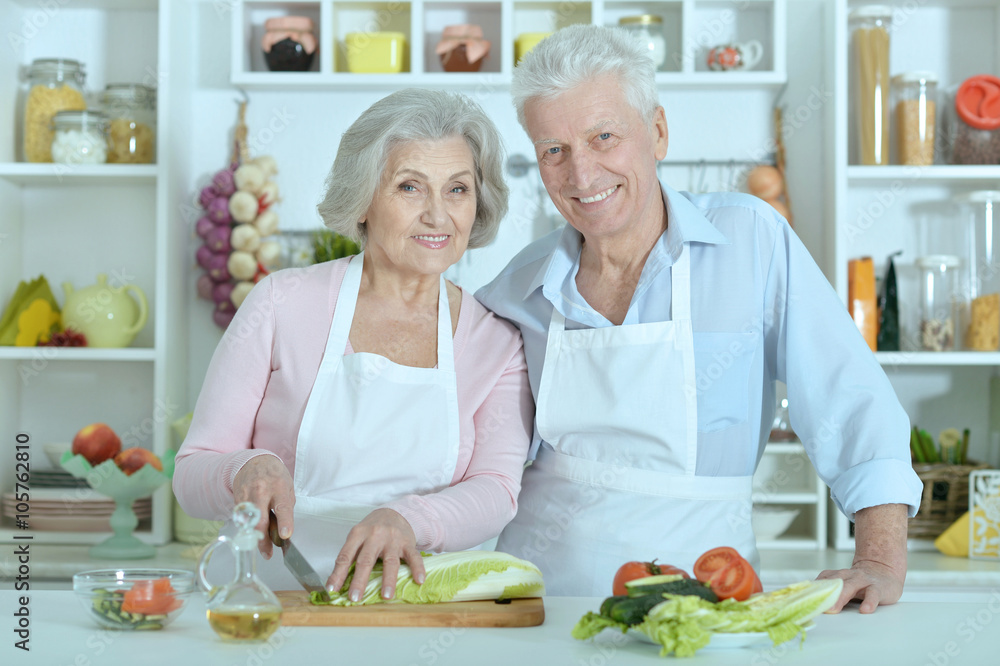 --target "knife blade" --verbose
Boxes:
[268,511,331,602]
